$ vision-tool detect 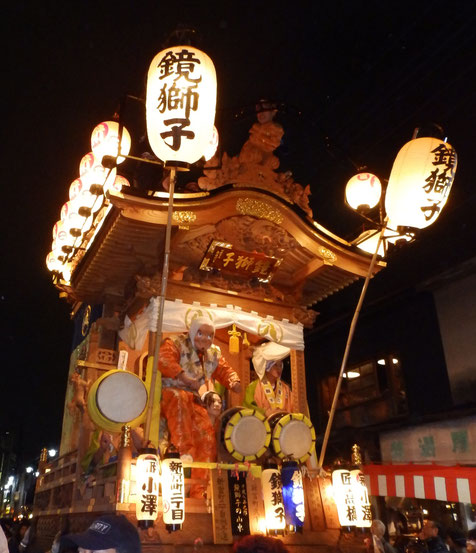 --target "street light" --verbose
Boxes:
[25,467,33,474]
[48,449,57,458]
